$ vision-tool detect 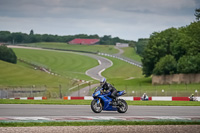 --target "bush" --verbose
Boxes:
[0,45,17,64]
[153,55,177,75]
